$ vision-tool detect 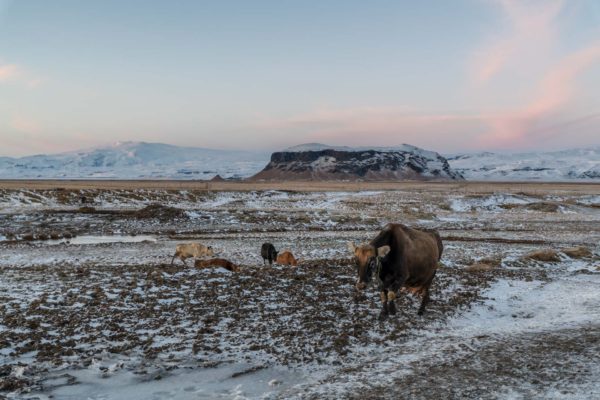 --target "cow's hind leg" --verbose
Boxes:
[418,288,430,316]
[378,290,389,320]
[418,272,436,316]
